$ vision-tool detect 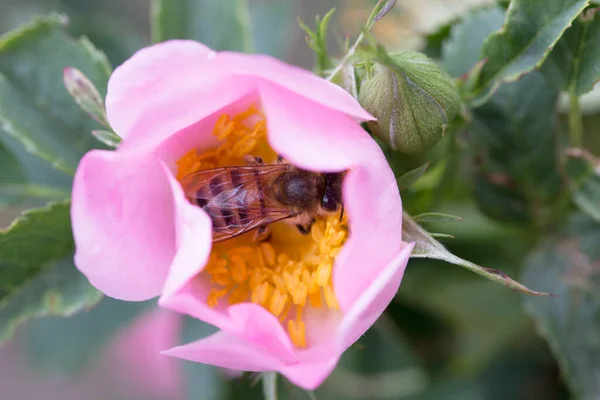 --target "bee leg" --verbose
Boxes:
[276,155,286,164]
[253,225,271,242]
[295,218,316,235]
[244,155,264,165]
